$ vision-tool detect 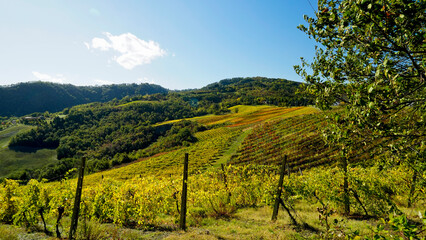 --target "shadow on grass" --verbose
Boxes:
[8,146,46,153]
